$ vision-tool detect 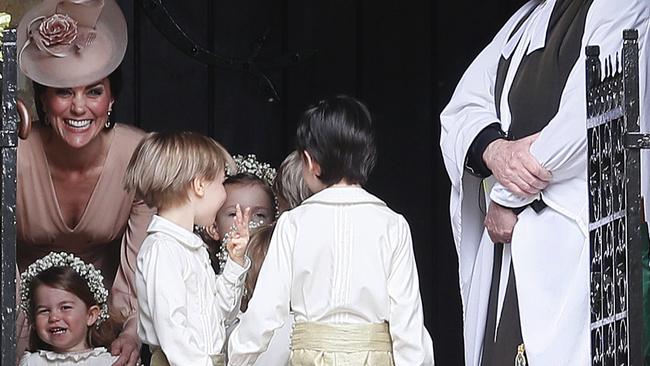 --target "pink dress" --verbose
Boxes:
[16,123,154,342]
